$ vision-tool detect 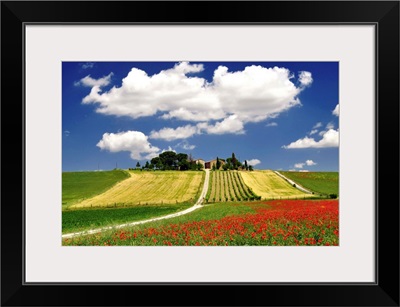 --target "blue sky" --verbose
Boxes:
[62,61,339,172]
